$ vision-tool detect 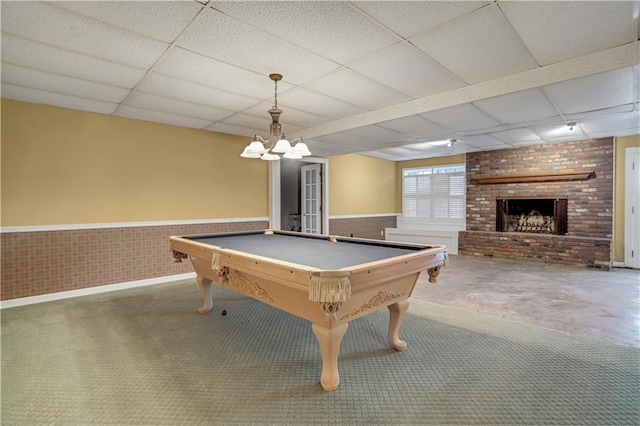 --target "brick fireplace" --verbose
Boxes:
[458,138,613,268]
